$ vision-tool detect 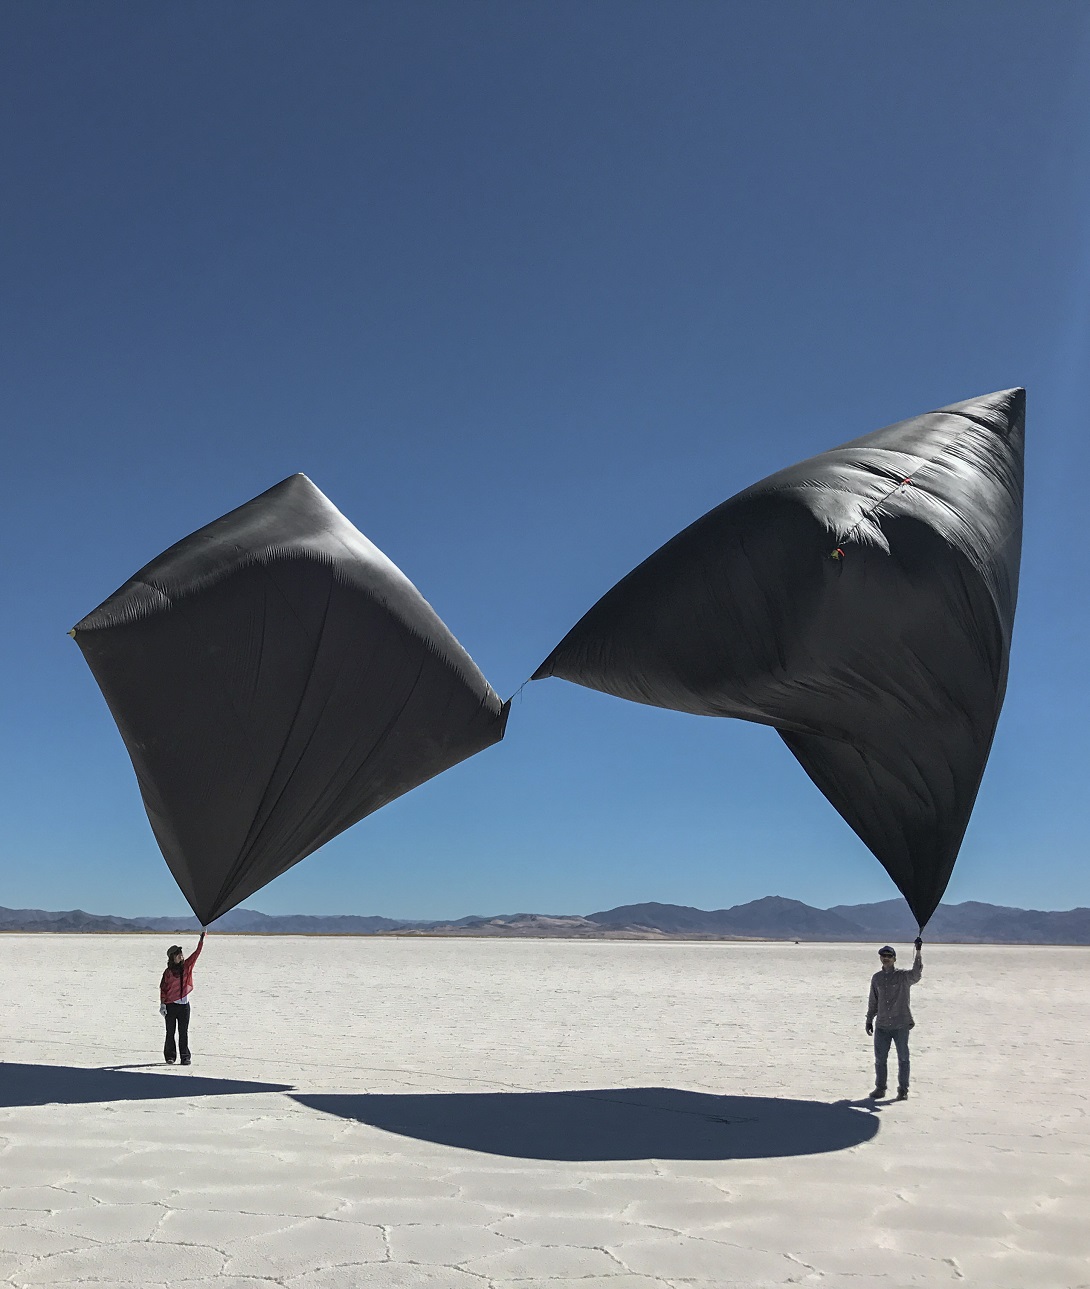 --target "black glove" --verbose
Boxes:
[914,936,923,951]
[865,1020,873,1036]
